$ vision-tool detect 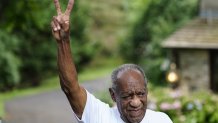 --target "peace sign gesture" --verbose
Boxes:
[51,0,75,41]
